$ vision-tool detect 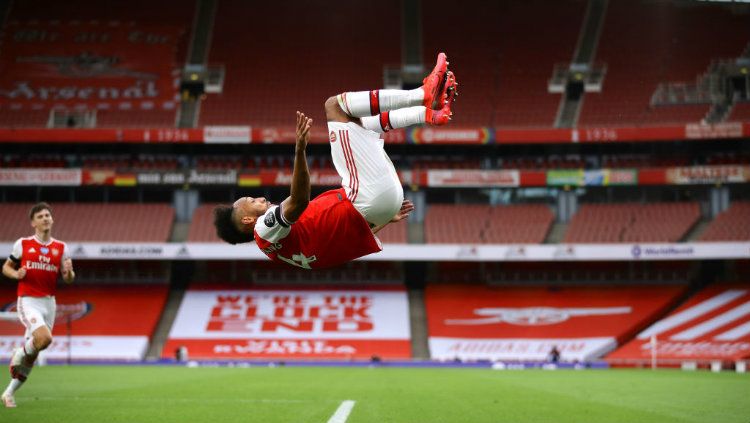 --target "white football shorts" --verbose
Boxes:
[17,296,56,338]
[327,121,404,227]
